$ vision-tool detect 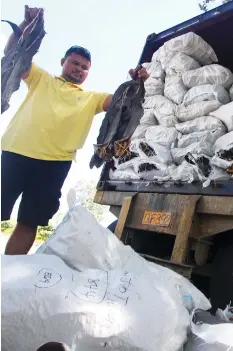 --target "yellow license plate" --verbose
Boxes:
[142,211,171,227]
